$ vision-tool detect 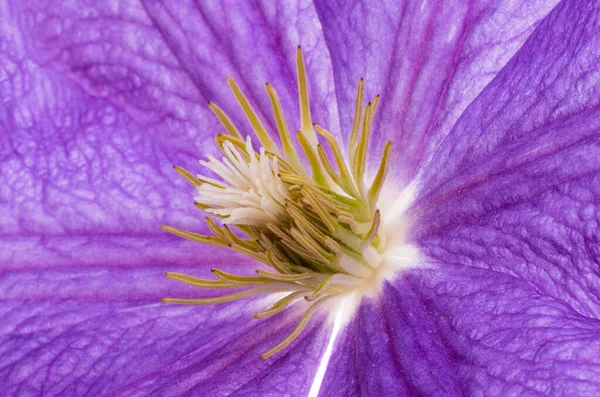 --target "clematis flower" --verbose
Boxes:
[2,0,600,396]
